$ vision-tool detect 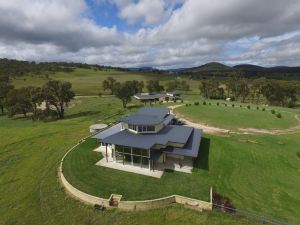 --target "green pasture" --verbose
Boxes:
[0,96,258,225]
[175,102,300,131]
[12,68,199,95]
